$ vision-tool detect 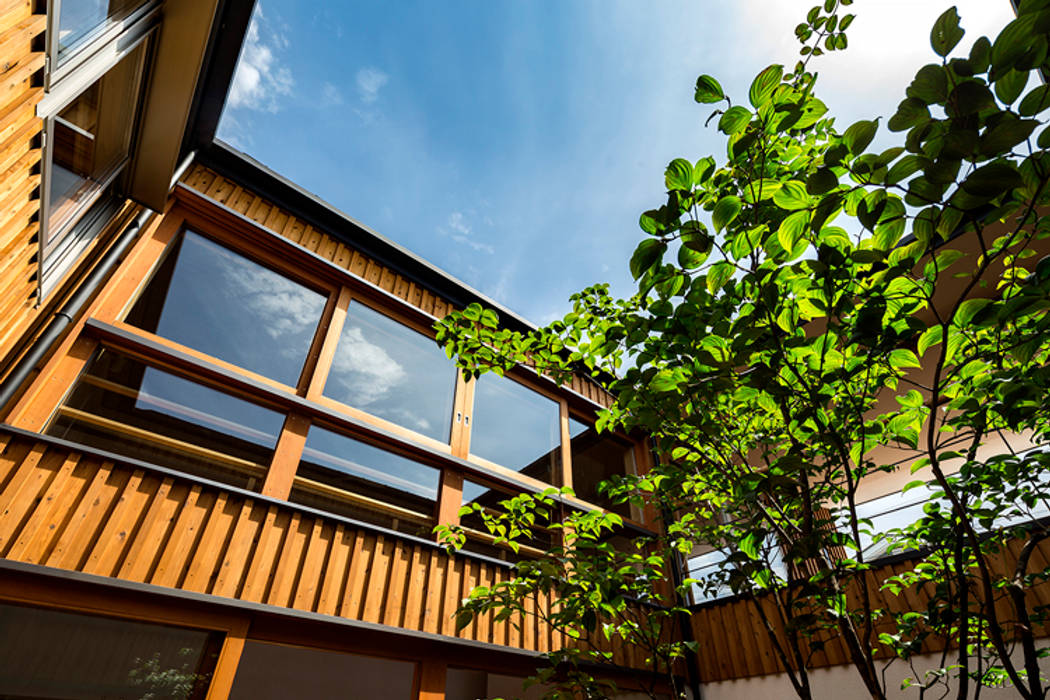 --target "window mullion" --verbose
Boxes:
[262,412,312,499]
[559,400,572,489]
[304,286,351,401]
[450,373,474,459]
